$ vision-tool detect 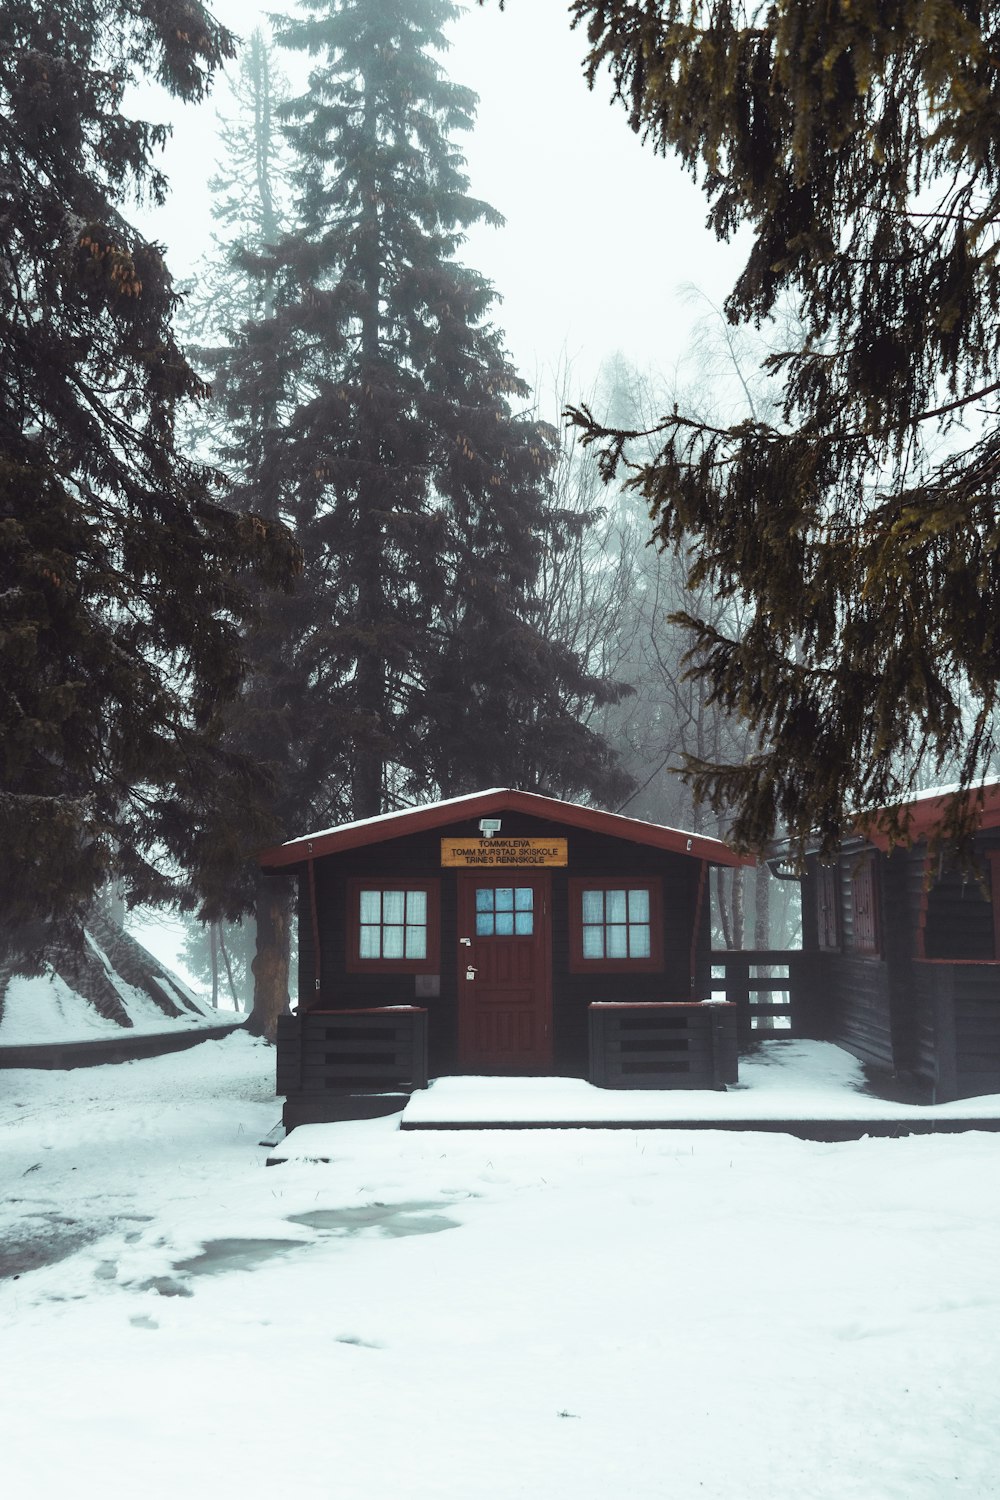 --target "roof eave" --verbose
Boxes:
[258,787,751,869]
